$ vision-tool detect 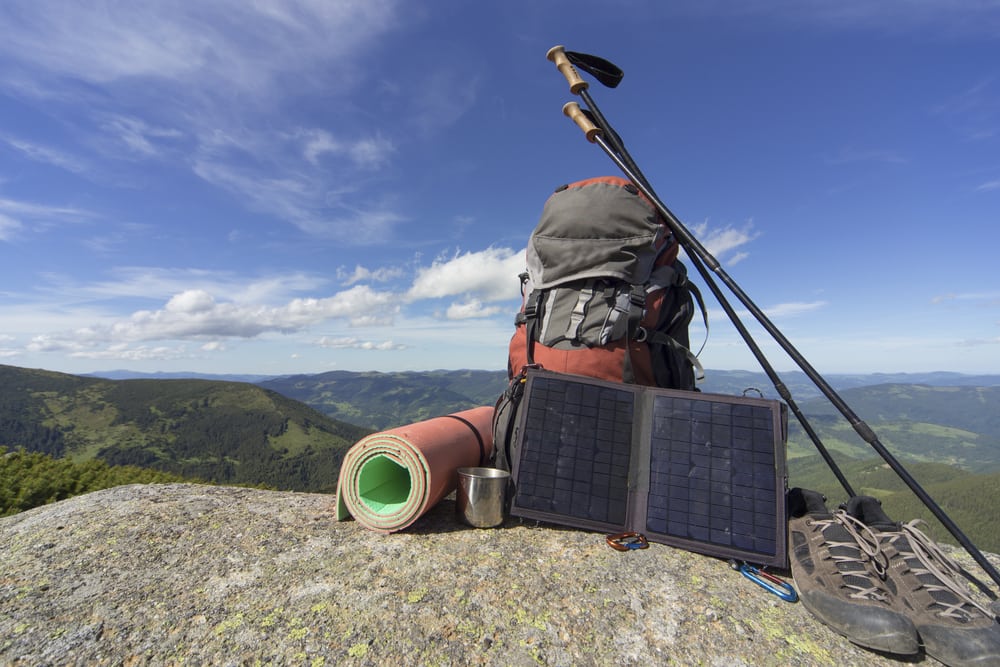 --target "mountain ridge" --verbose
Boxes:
[0,364,369,493]
[5,363,1000,551]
